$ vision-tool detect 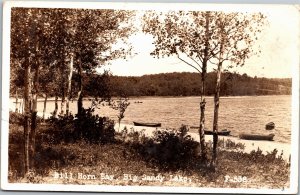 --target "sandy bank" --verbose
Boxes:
[114,123,291,161]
